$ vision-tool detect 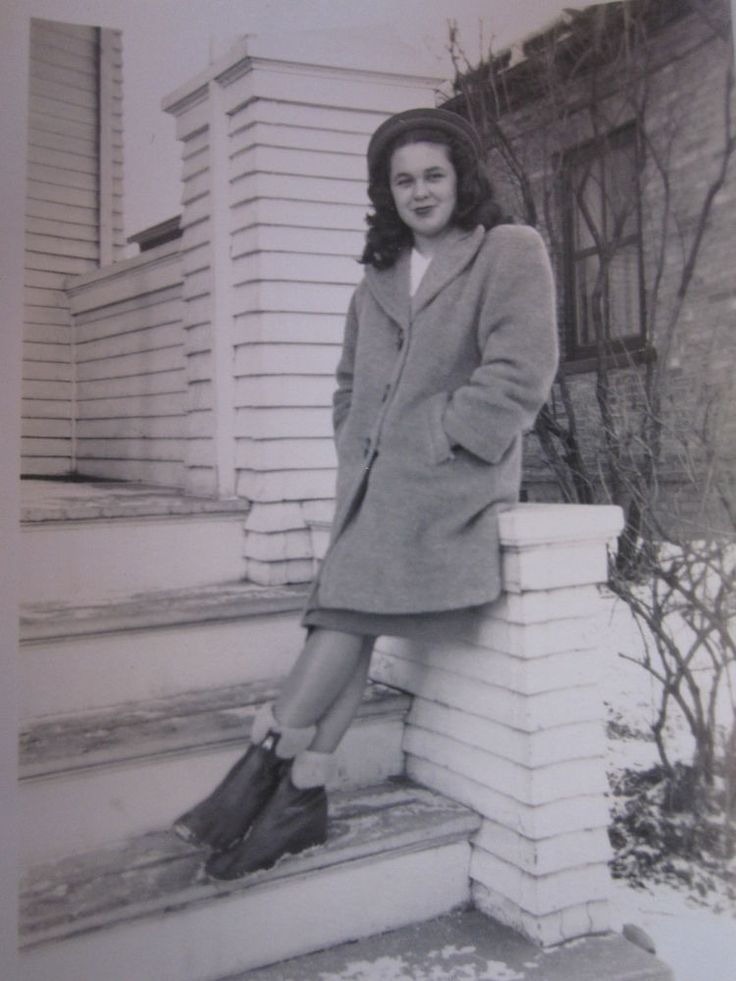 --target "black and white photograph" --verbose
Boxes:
[1,1,735,979]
